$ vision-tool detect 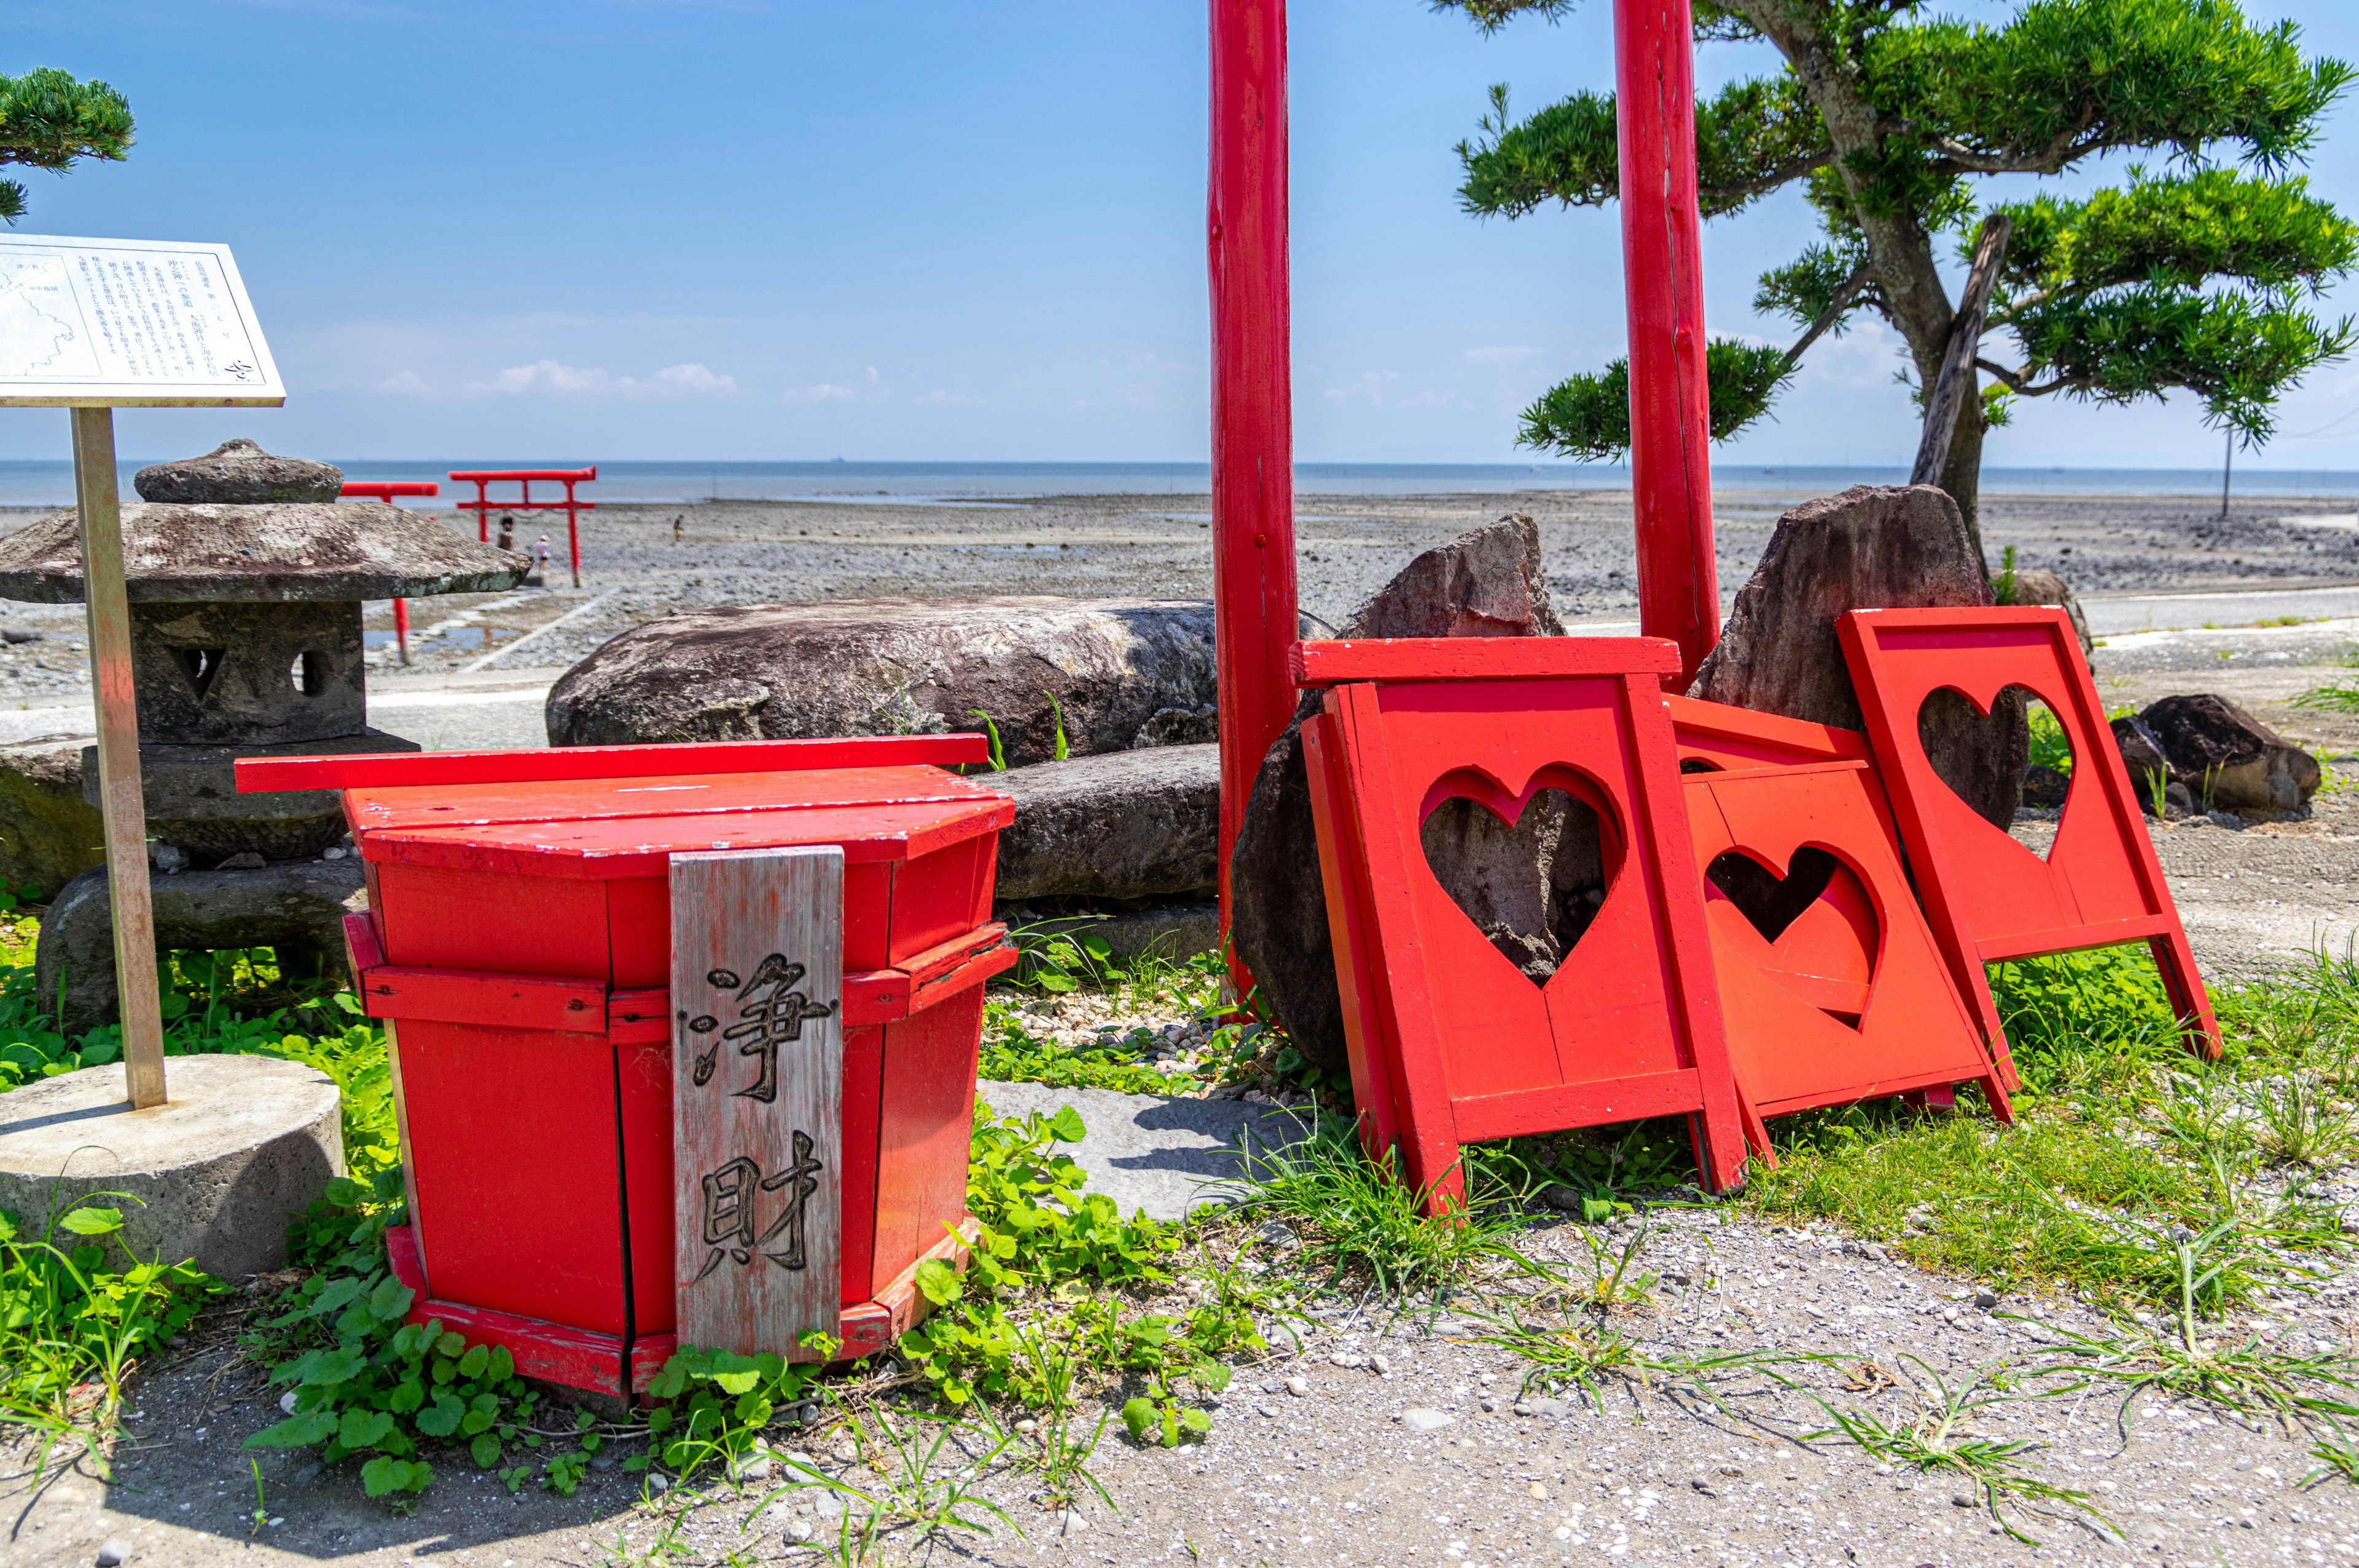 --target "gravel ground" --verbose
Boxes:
[10,1204,2356,1567]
